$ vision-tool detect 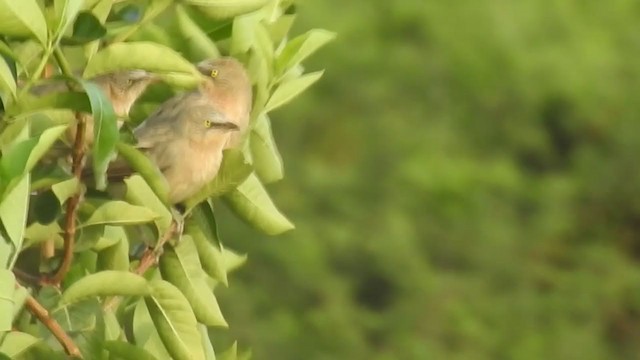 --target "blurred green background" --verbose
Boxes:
[214,1,640,359]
